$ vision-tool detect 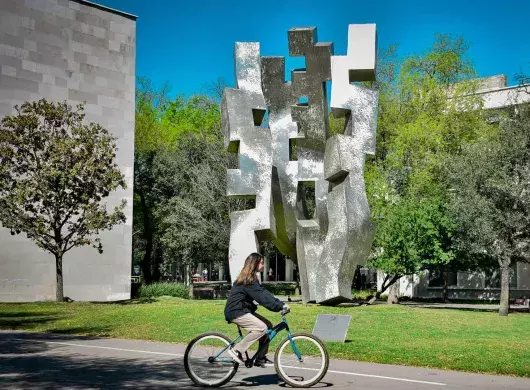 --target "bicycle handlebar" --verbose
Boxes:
[280,306,290,316]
